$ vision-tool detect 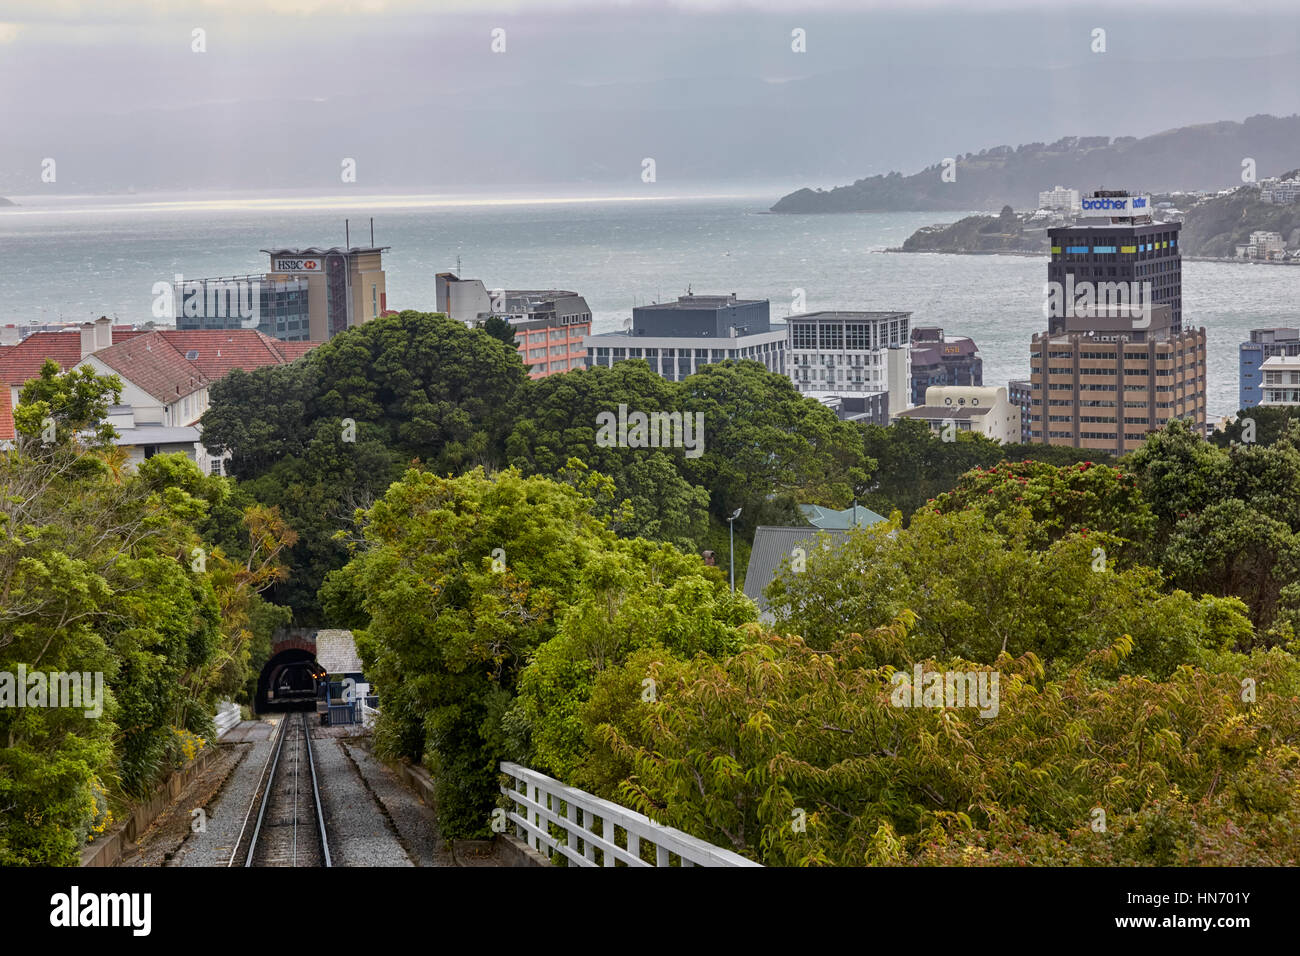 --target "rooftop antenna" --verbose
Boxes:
[370,217,374,247]
[345,218,350,249]
[457,255,462,276]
